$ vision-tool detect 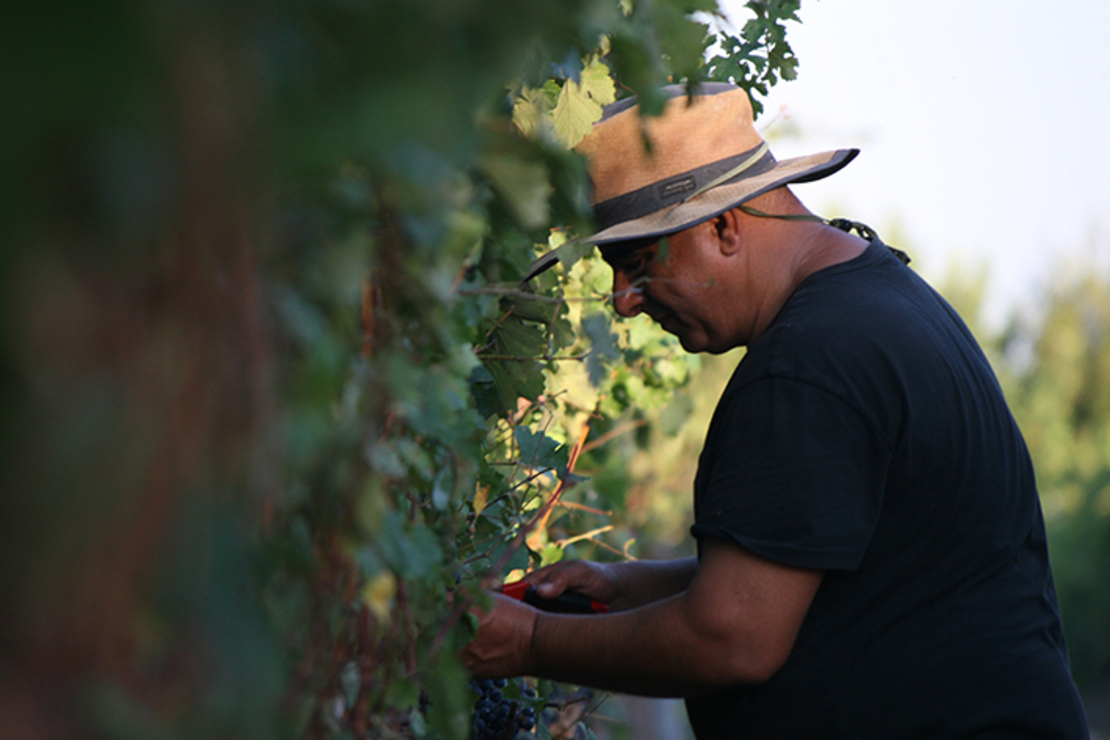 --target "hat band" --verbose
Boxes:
[593,144,777,232]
